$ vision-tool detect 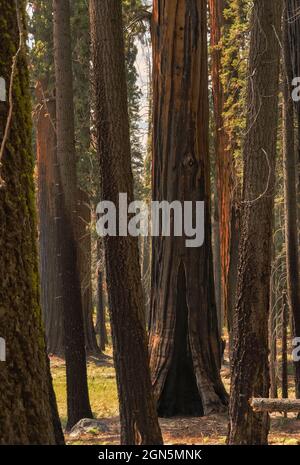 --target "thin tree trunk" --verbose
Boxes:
[209,0,233,340]
[212,182,222,336]
[96,270,107,352]
[89,0,163,445]
[95,239,107,352]
[149,0,228,417]
[77,188,100,355]
[228,0,282,445]
[53,0,92,430]
[282,293,289,401]
[269,273,278,398]
[0,0,63,444]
